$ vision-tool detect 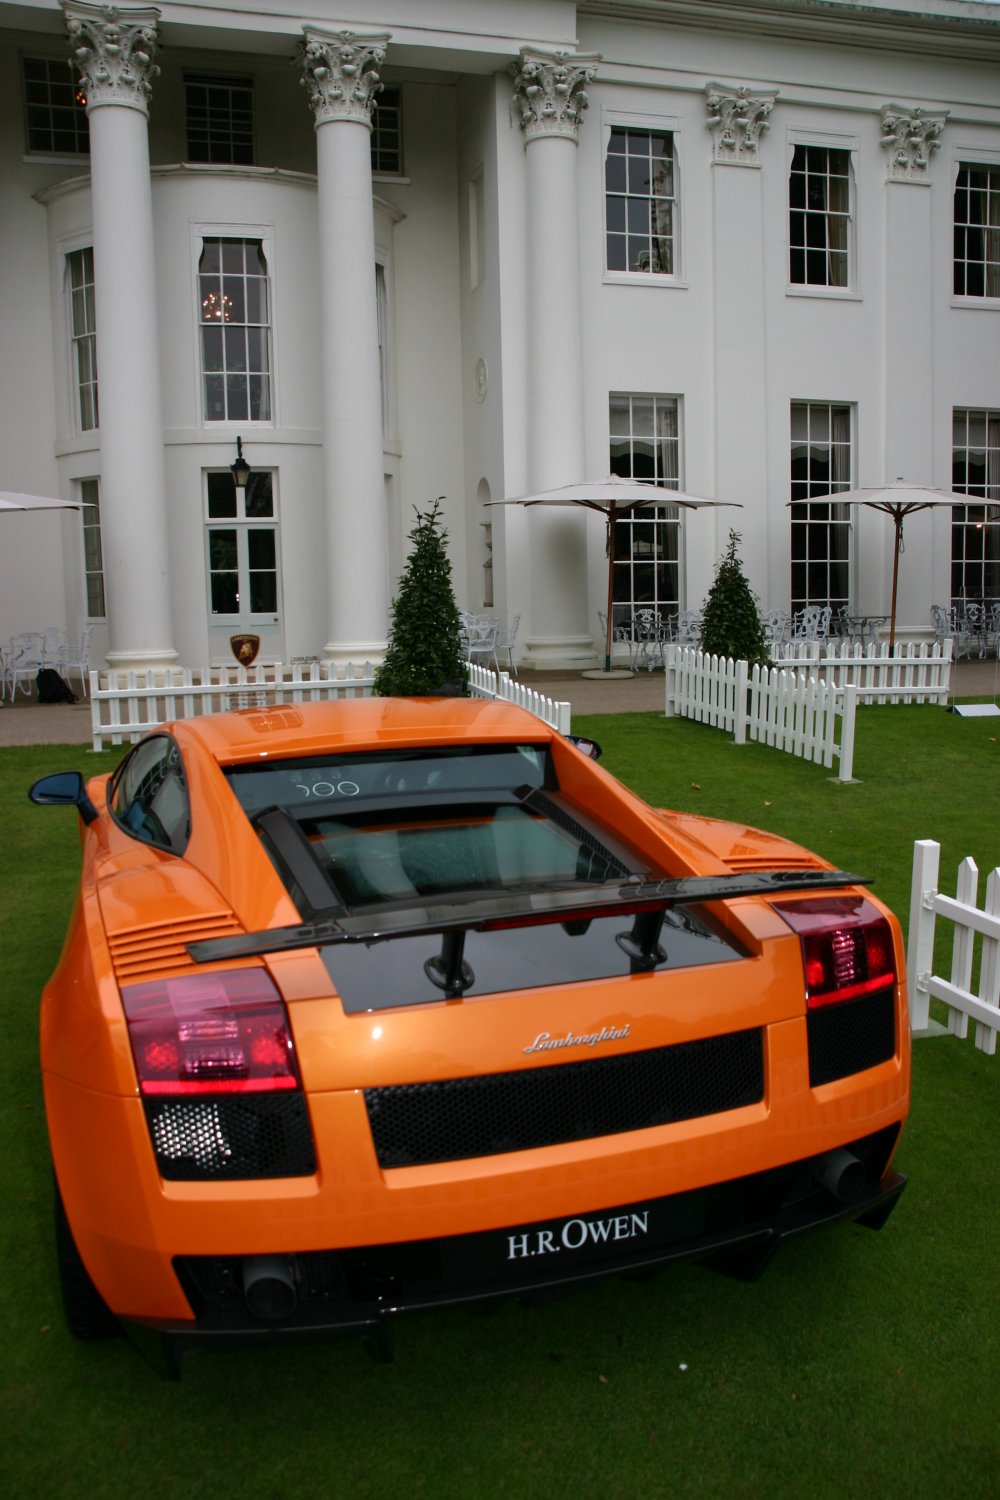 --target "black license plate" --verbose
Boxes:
[438,1192,711,1289]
